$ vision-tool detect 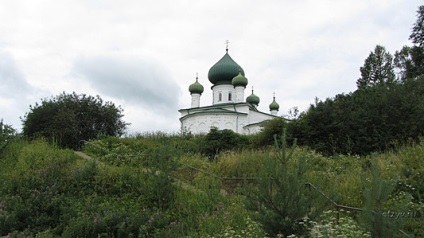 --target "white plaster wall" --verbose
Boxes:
[243,124,263,134]
[212,84,235,104]
[215,103,250,114]
[248,110,276,125]
[191,93,201,108]
[234,86,245,103]
[234,104,250,114]
[181,113,249,134]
